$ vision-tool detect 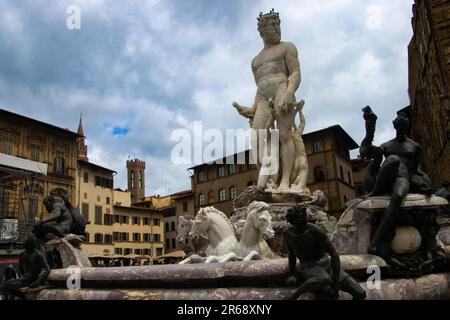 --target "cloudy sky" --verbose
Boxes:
[0,0,415,196]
